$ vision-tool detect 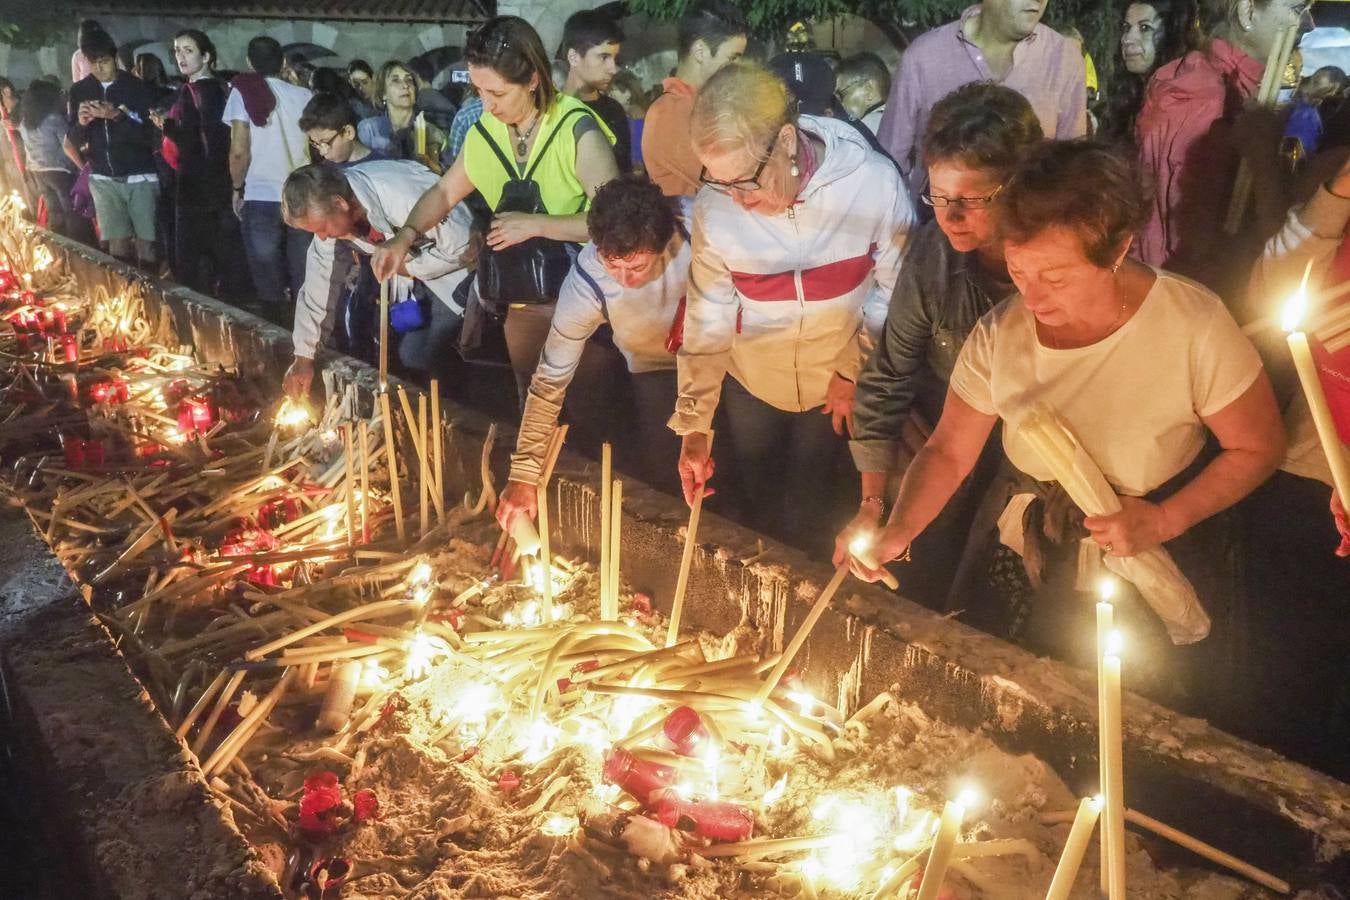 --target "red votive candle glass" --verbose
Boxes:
[653,796,755,842]
[603,748,678,805]
[662,706,710,757]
